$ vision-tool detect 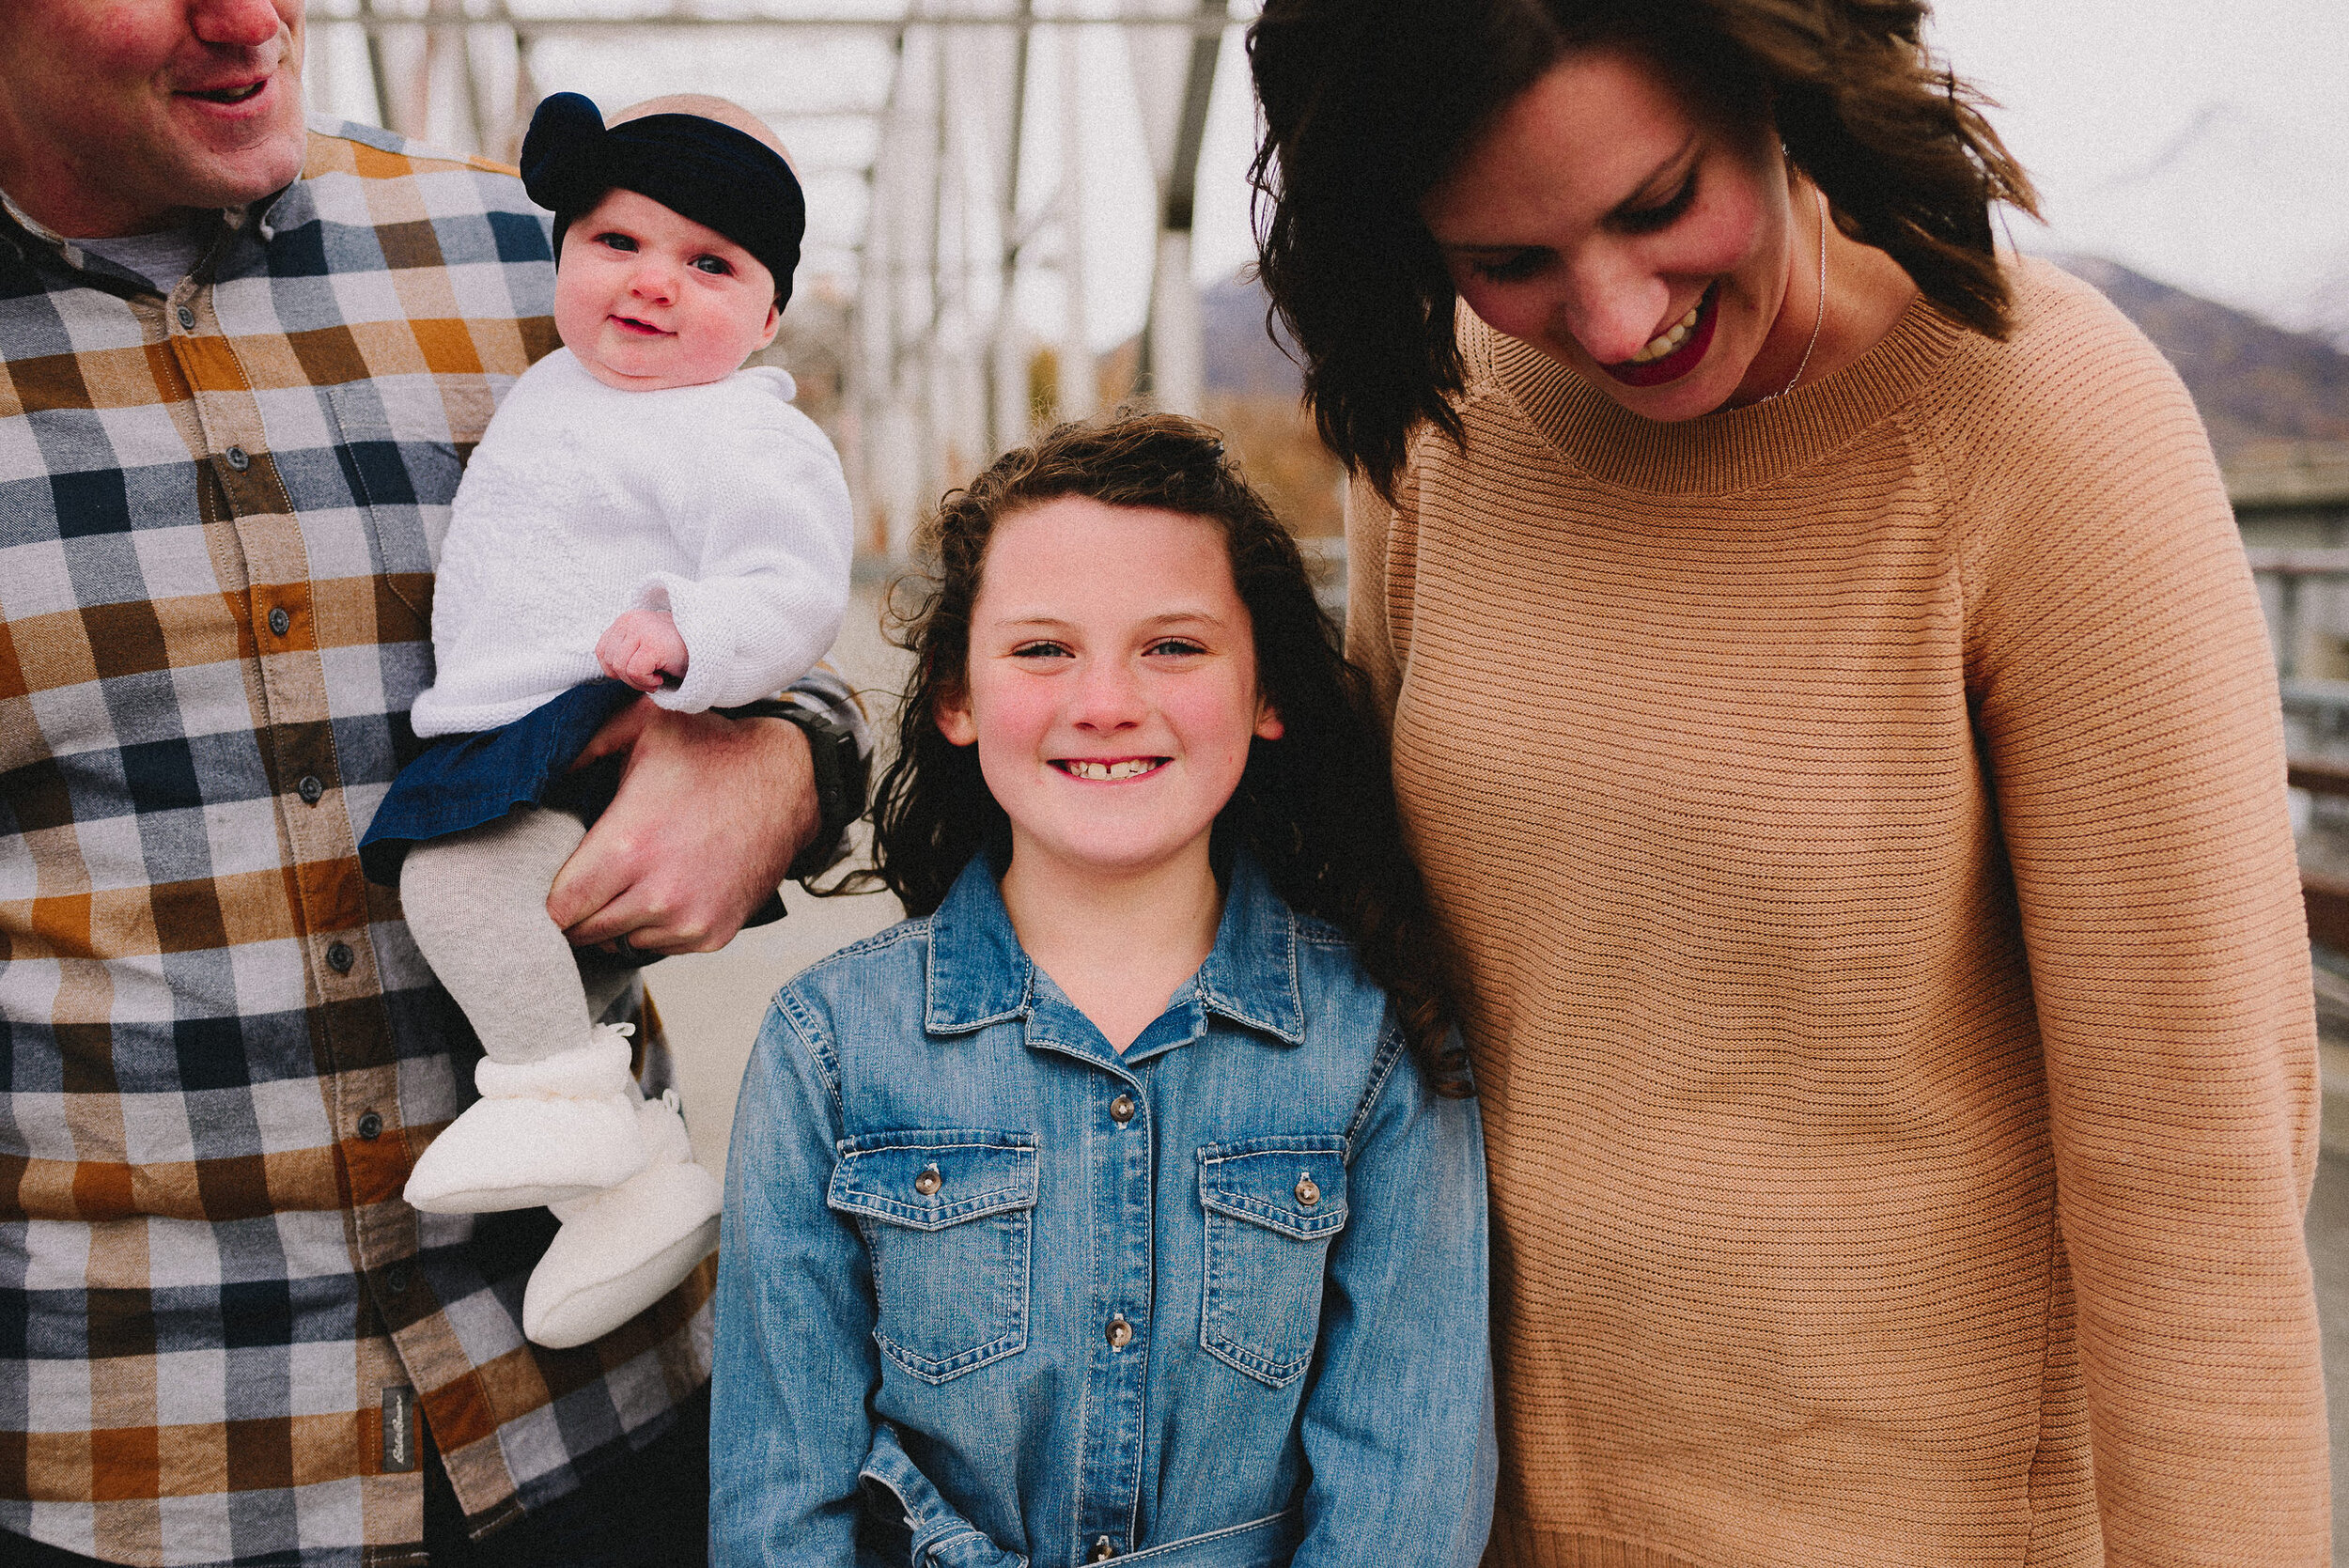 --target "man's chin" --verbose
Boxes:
[171,137,310,214]
[163,92,309,199]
